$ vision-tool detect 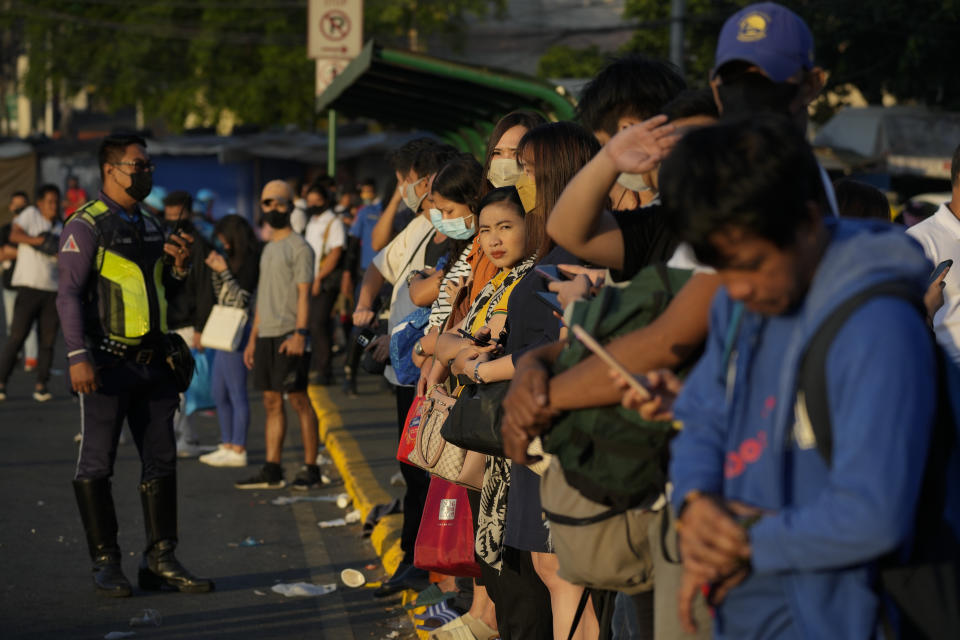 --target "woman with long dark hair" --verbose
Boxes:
[198,215,261,468]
